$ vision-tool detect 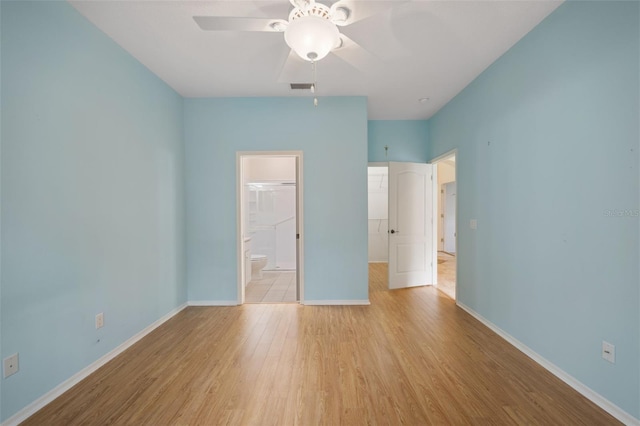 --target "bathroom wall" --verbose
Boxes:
[245,157,296,182]
[242,156,296,270]
[244,156,296,270]
[250,197,295,267]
